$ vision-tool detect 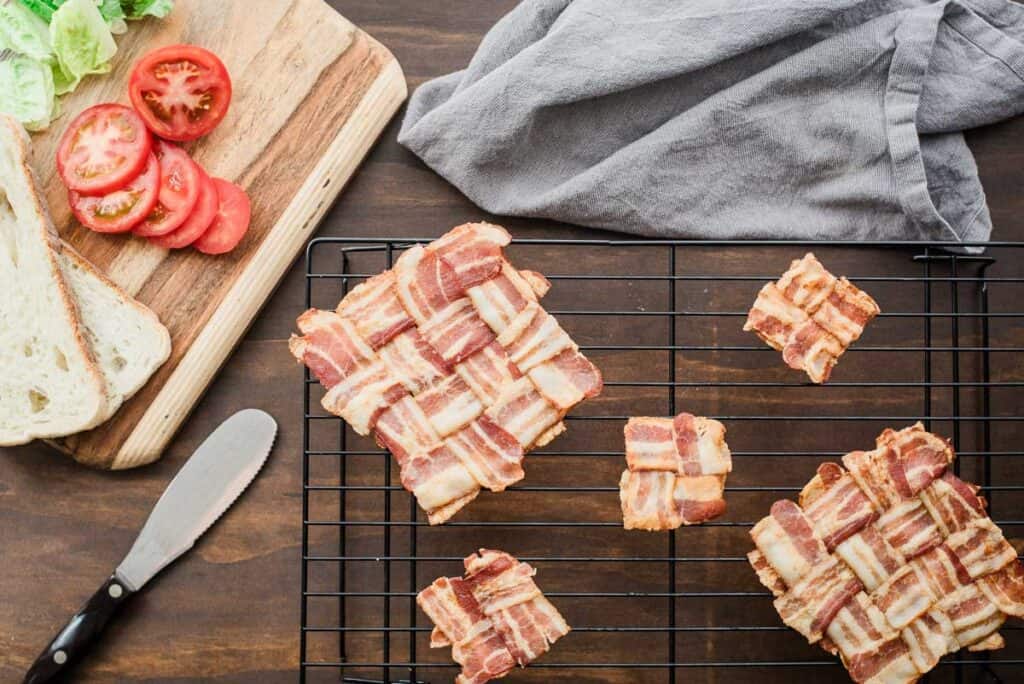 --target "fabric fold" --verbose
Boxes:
[400,0,1024,244]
